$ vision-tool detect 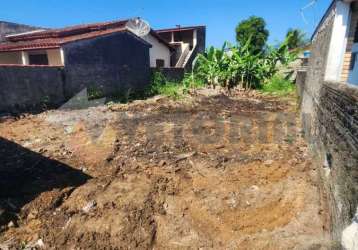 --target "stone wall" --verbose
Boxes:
[0,65,64,112]
[298,1,358,244]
